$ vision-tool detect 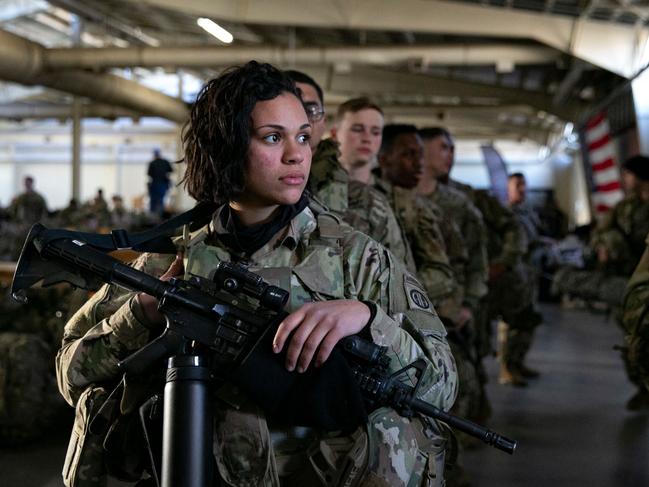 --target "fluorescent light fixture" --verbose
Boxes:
[197,18,233,44]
